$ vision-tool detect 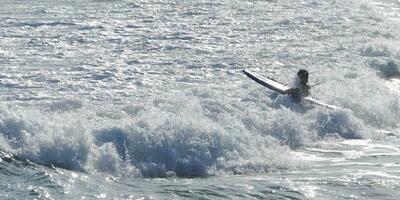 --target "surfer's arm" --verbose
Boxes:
[283,88,296,95]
